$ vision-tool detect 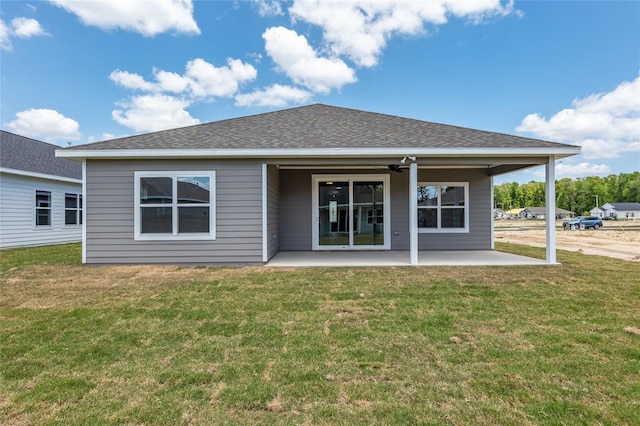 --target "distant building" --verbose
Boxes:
[519,207,575,220]
[506,208,524,218]
[591,203,640,219]
[493,208,508,219]
[0,131,83,248]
